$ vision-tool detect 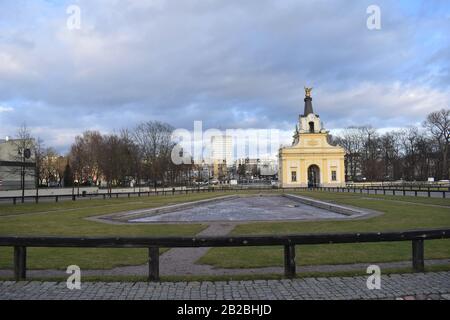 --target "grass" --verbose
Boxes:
[1,189,450,276]
[2,264,450,283]
[198,191,450,268]
[317,188,450,208]
[0,192,239,270]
